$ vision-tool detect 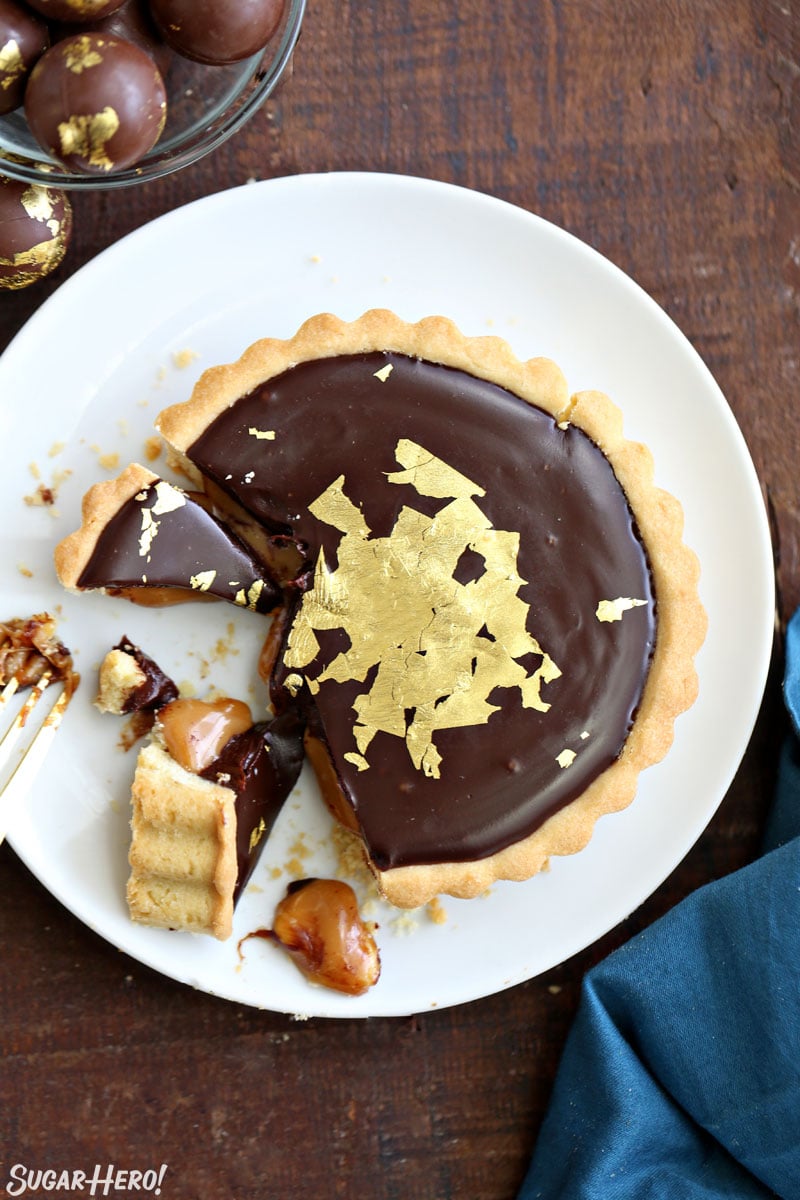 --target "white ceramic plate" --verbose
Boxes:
[0,173,773,1017]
